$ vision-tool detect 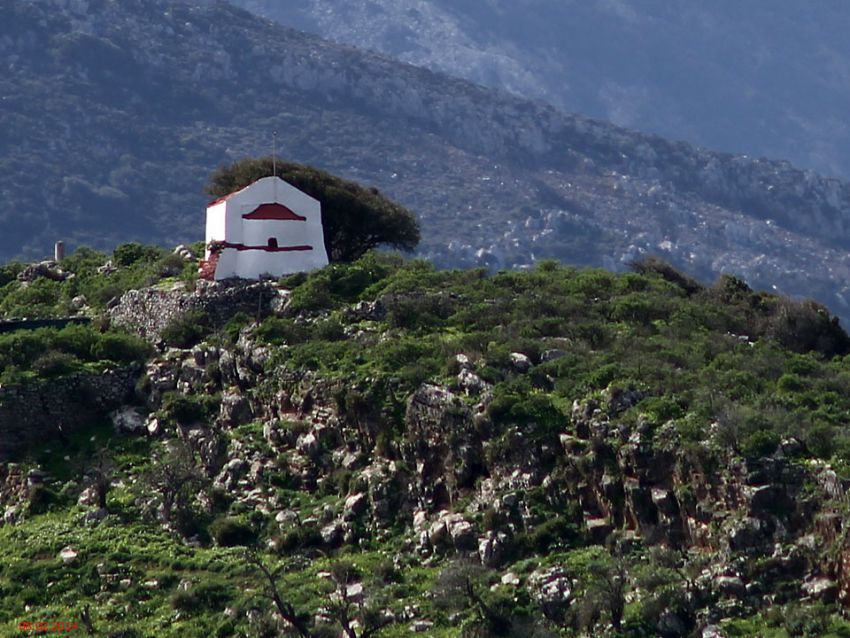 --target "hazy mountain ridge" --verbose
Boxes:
[5,0,850,321]
[233,0,850,179]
